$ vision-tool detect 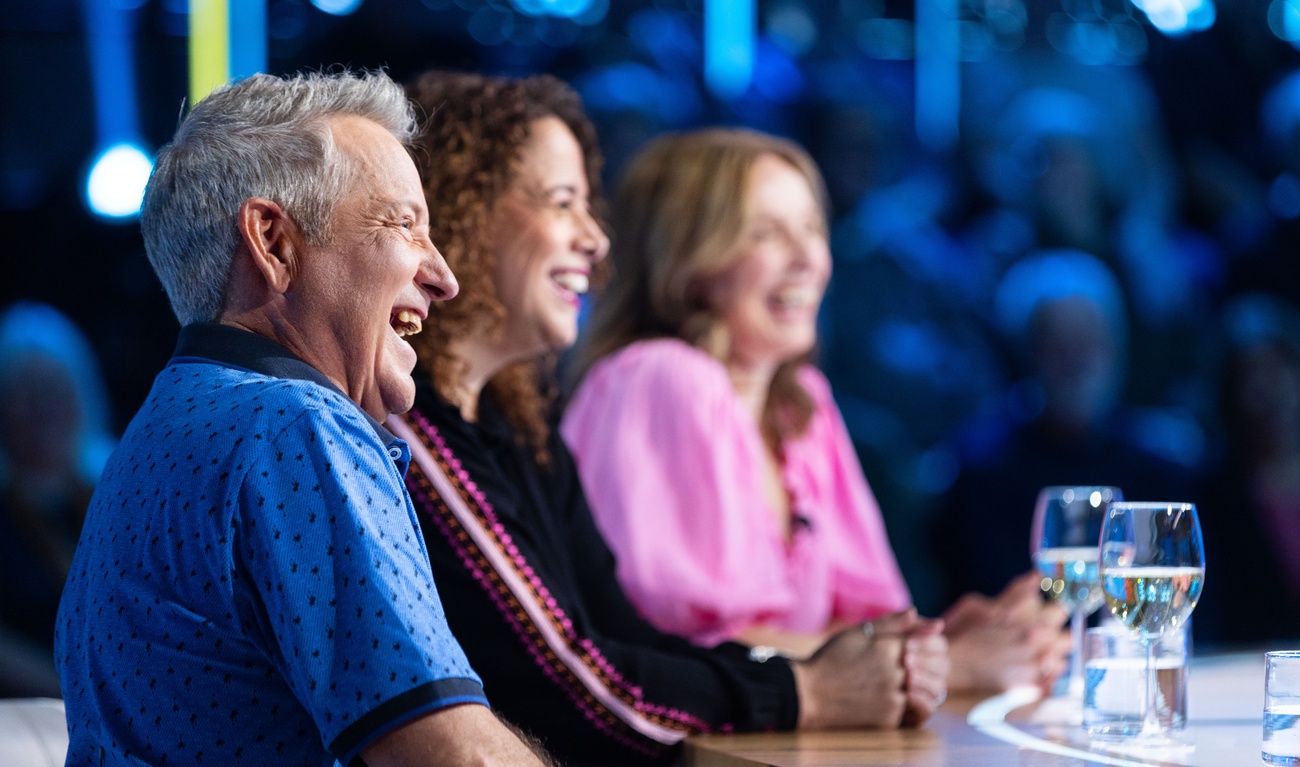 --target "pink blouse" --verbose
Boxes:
[561,338,910,647]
